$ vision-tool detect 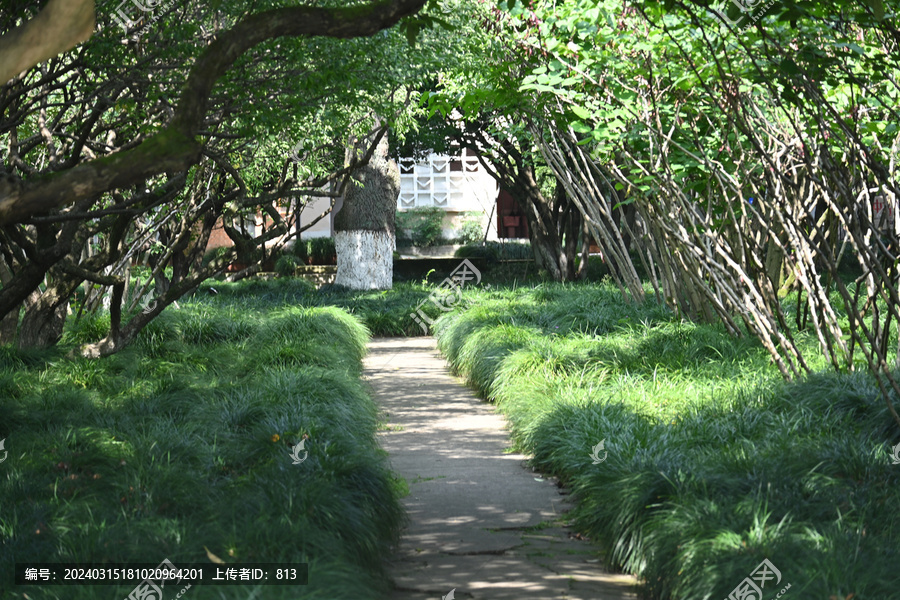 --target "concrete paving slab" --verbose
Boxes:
[365,337,640,600]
